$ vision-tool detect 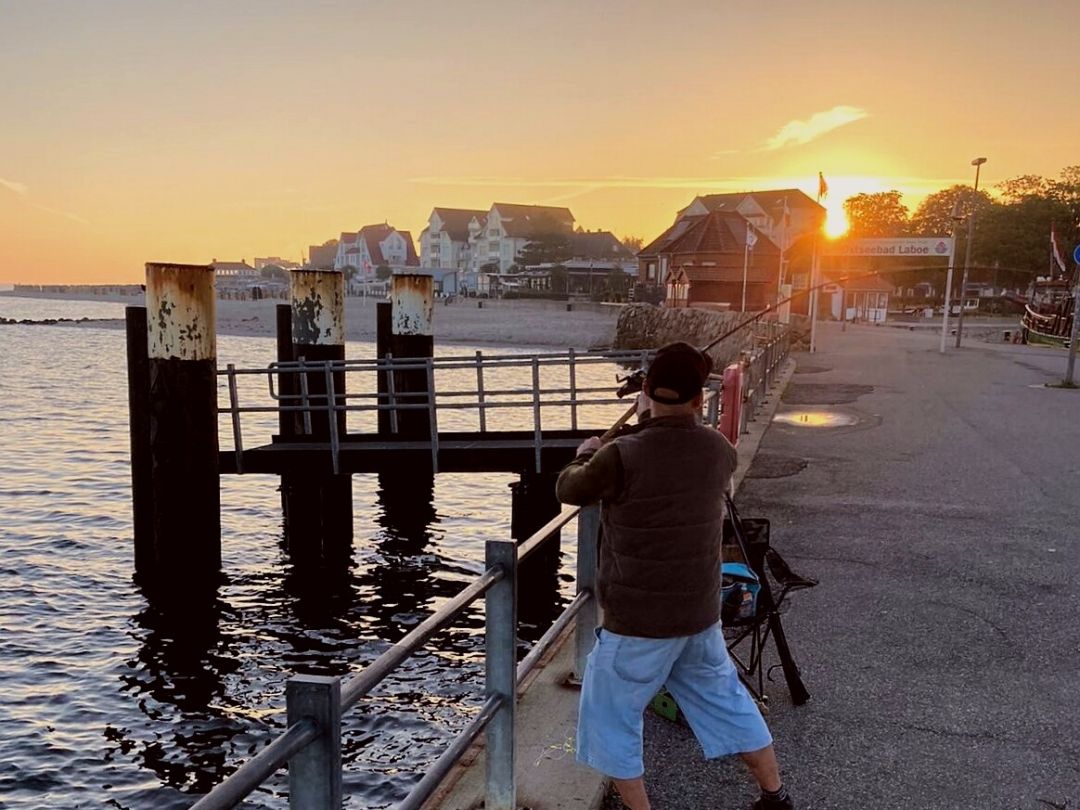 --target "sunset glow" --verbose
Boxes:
[2,1,1078,283]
